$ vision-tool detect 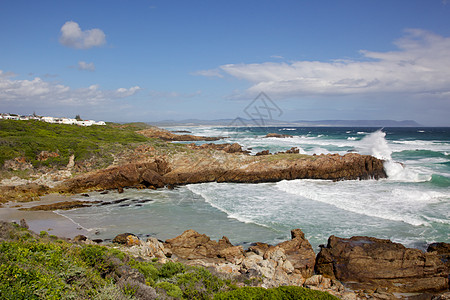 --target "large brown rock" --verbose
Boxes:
[276,229,316,278]
[164,229,233,261]
[58,158,170,193]
[315,235,449,293]
[58,151,386,194]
